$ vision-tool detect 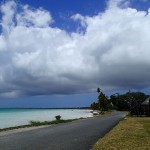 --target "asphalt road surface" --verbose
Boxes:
[0,111,127,150]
